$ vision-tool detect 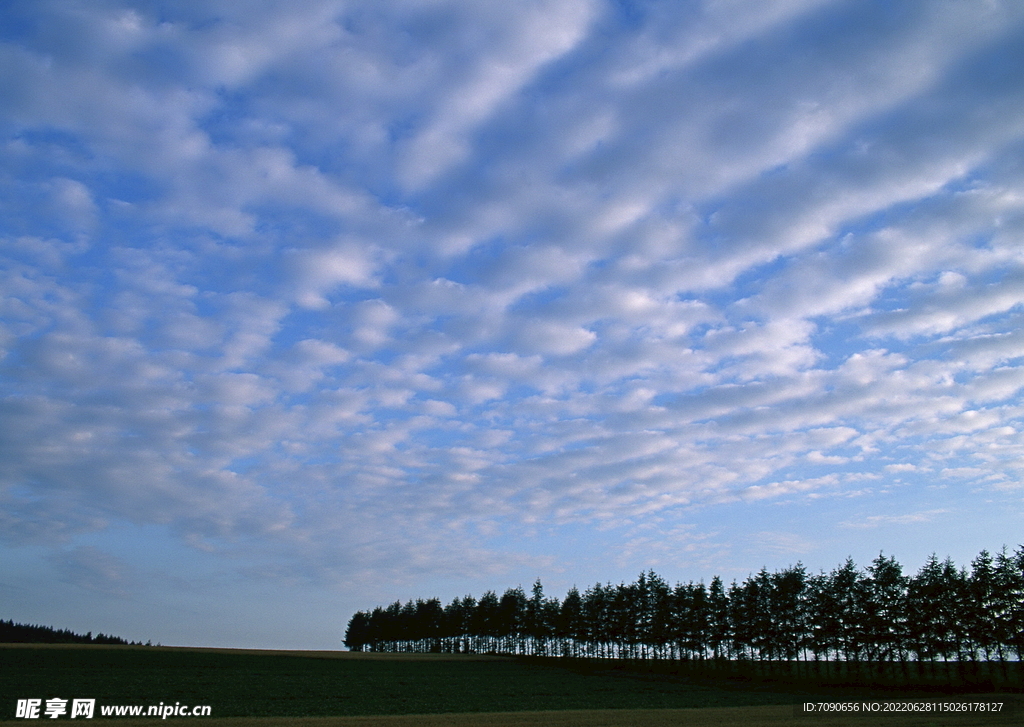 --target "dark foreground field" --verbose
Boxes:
[3,645,1020,724]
